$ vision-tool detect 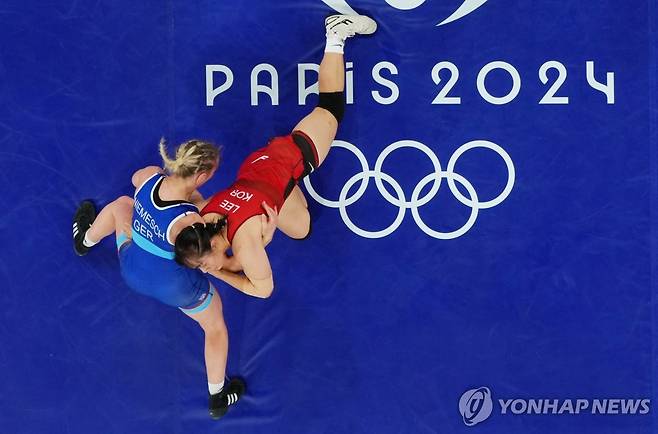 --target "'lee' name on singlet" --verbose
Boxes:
[133,198,166,243]
[218,189,253,214]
